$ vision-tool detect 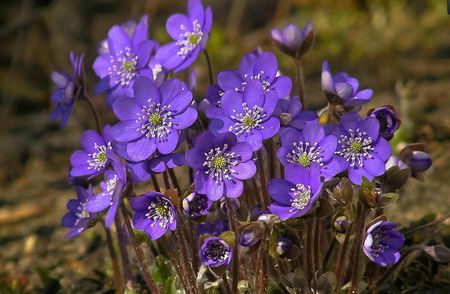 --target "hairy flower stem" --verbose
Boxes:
[226,197,240,293]
[305,217,315,289]
[203,49,214,85]
[162,171,171,191]
[327,103,338,124]
[255,237,268,294]
[257,150,269,207]
[104,226,123,293]
[115,215,133,286]
[168,168,181,192]
[294,58,305,109]
[349,203,368,294]
[313,215,322,276]
[323,238,337,271]
[81,94,102,133]
[335,221,355,289]
[120,204,160,294]
[267,138,276,179]
[222,274,232,294]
